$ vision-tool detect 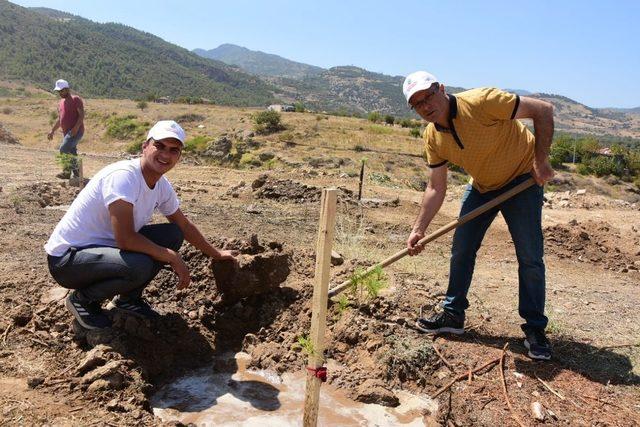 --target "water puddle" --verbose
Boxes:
[152,352,436,426]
